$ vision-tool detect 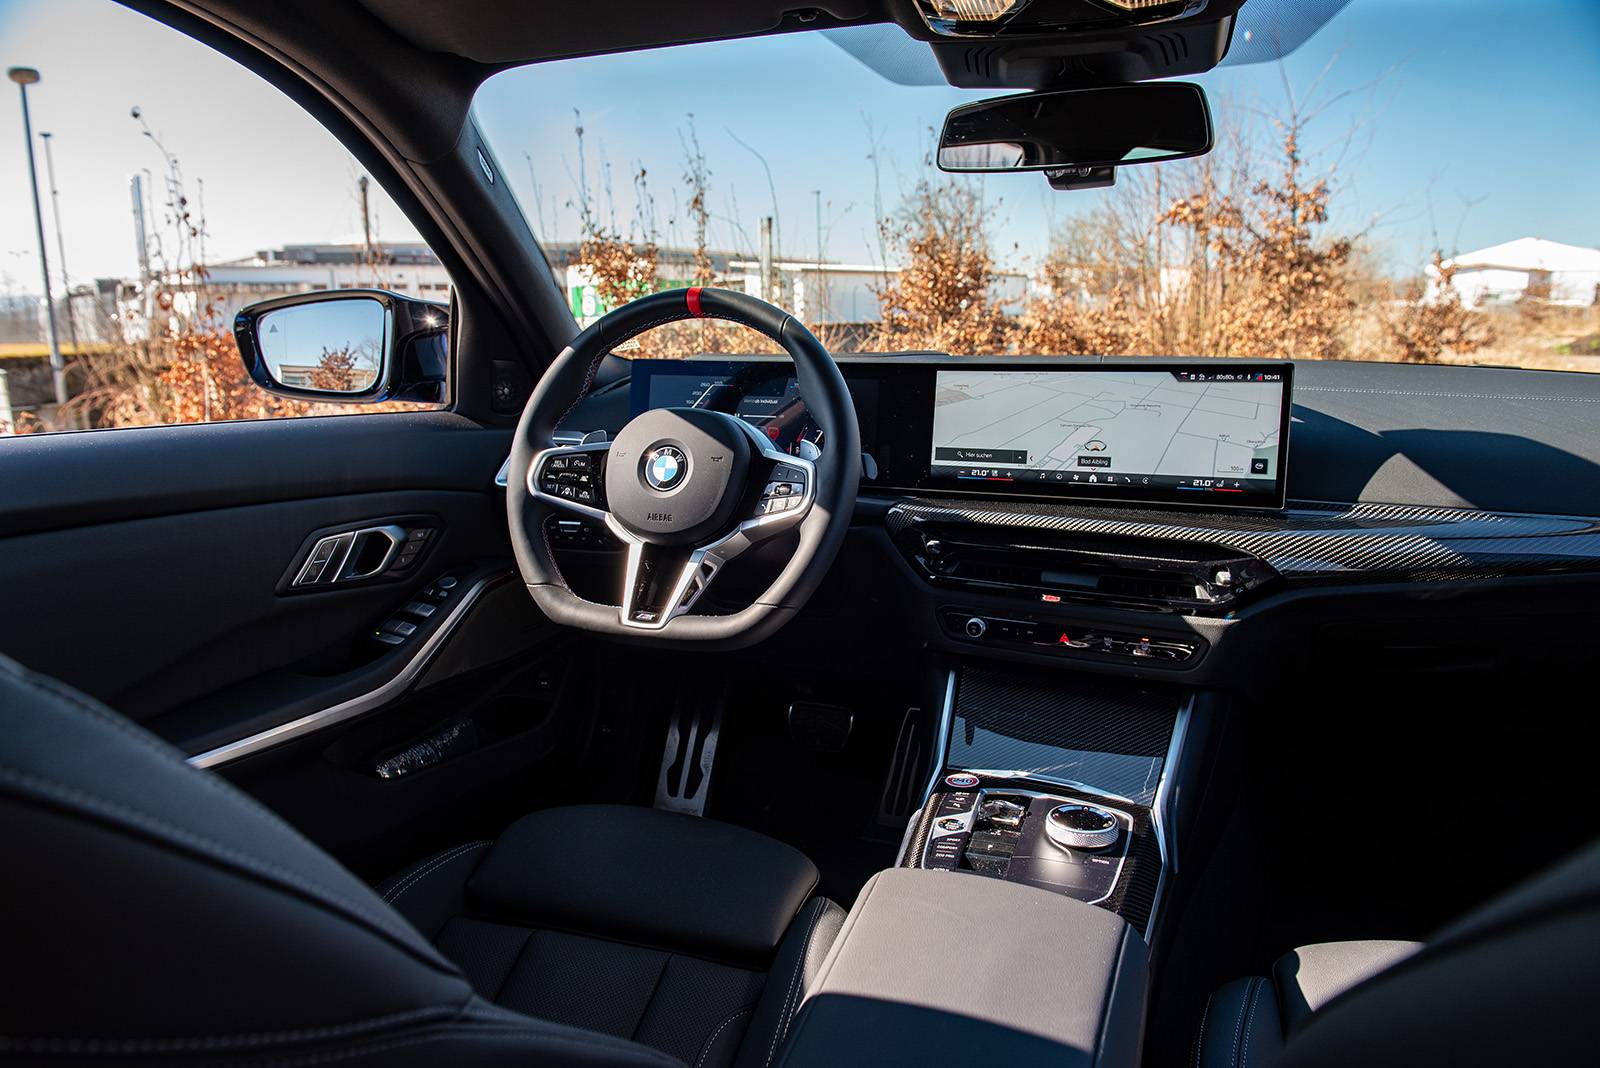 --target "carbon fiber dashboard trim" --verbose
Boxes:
[887,498,1600,582]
